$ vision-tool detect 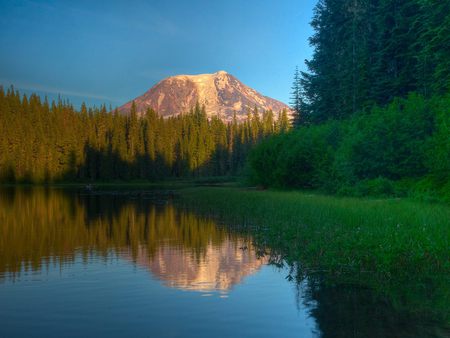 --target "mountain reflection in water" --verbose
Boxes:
[131,241,265,292]
[0,188,265,293]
